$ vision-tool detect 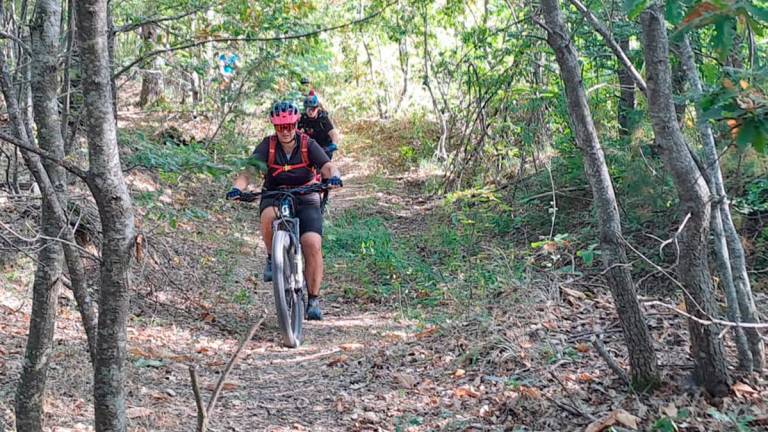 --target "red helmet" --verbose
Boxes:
[269,101,300,125]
